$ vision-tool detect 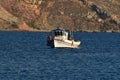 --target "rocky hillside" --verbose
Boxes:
[0,0,120,32]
